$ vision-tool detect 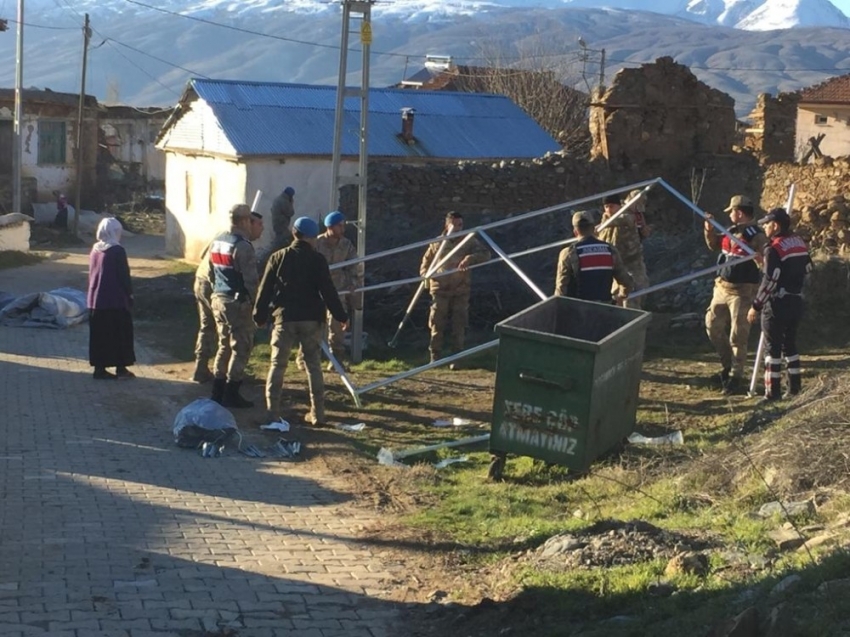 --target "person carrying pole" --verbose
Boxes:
[747,208,812,401]
[597,193,649,309]
[420,211,490,363]
[254,217,349,426]
[703,195,767,395]
[555,211,633,302]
